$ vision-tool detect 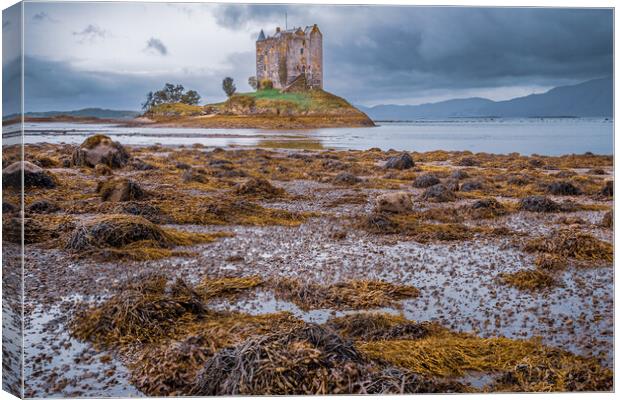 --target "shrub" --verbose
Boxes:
[259,79,273,90]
